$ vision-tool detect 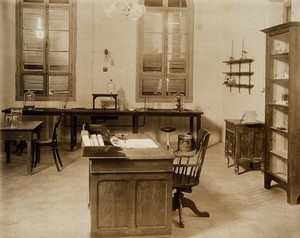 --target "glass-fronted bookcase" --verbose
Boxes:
[262,22,300,205]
